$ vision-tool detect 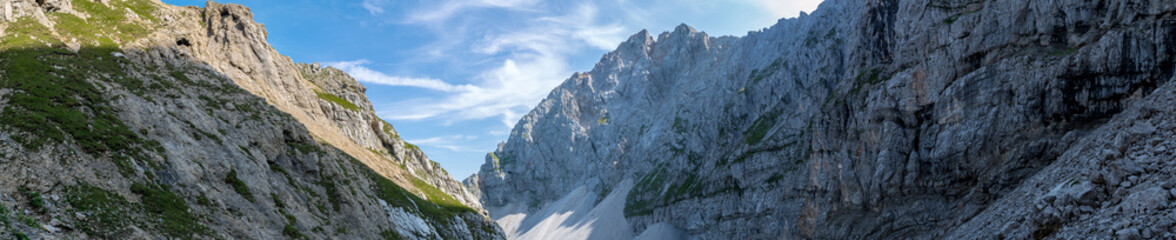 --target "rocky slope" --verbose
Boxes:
[469,0,1176,239]
[296,62,484,211]
[0,0,501,239]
